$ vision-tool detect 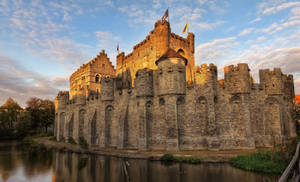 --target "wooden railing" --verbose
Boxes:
[279,142,300,182]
